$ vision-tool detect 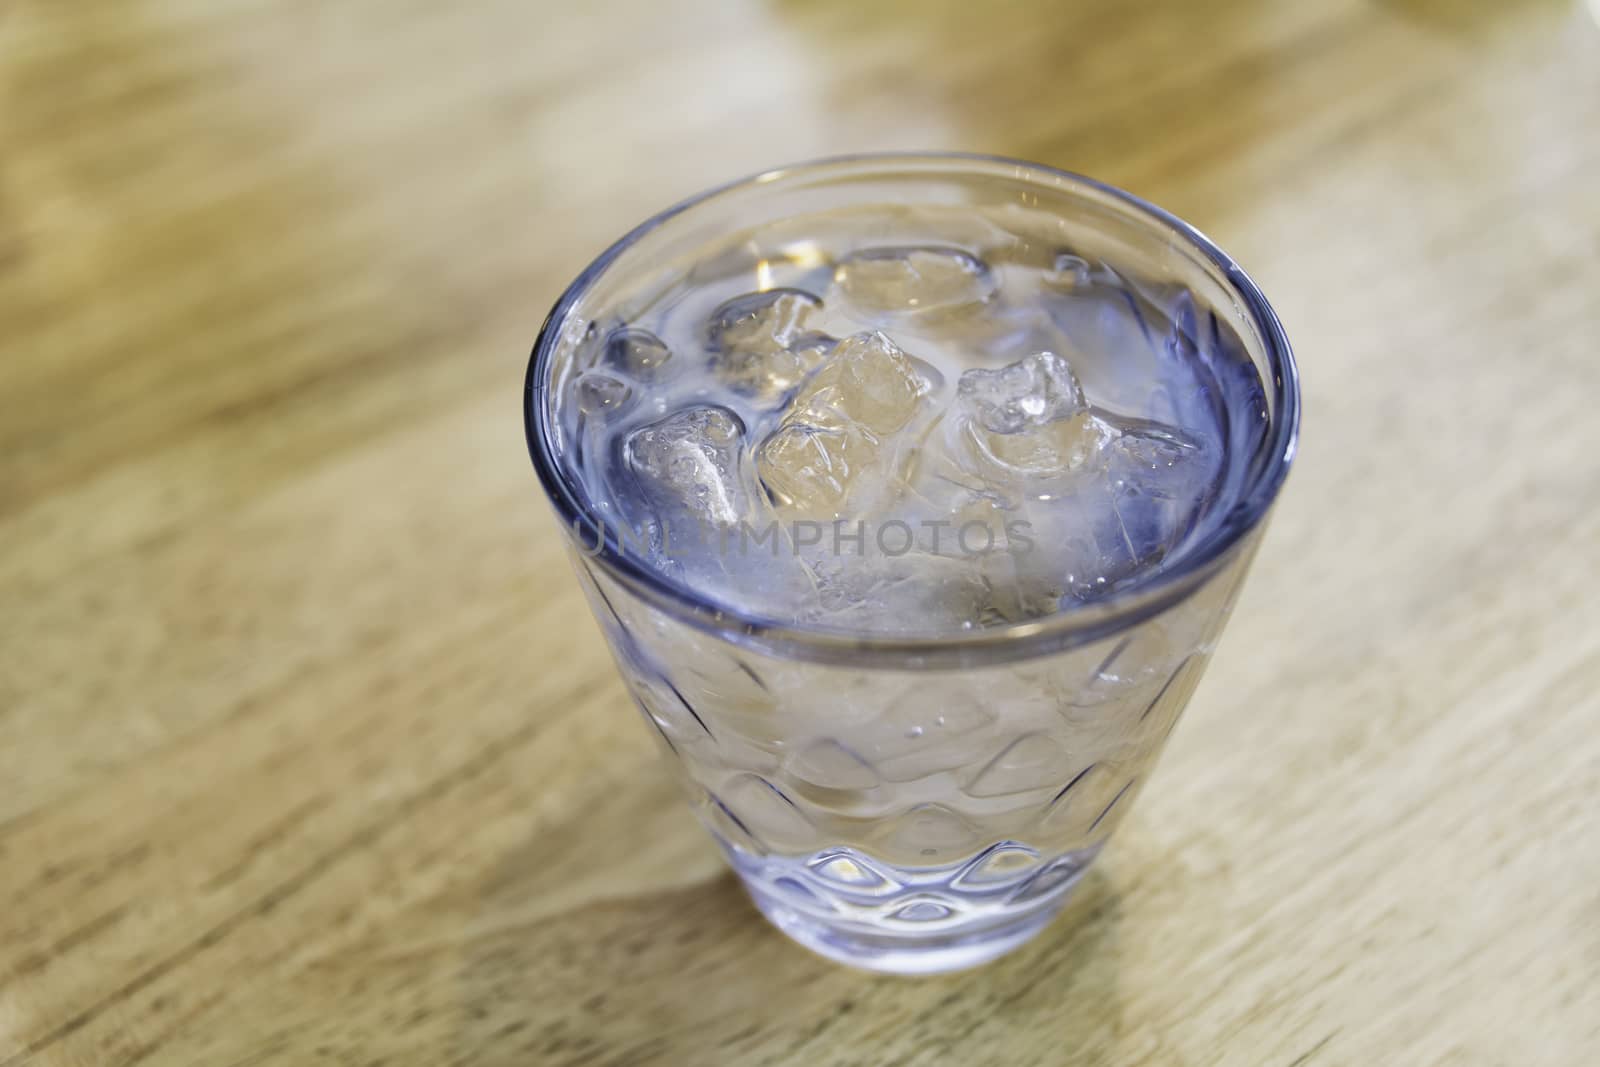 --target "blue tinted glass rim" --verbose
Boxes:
[523,152,1299,663]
